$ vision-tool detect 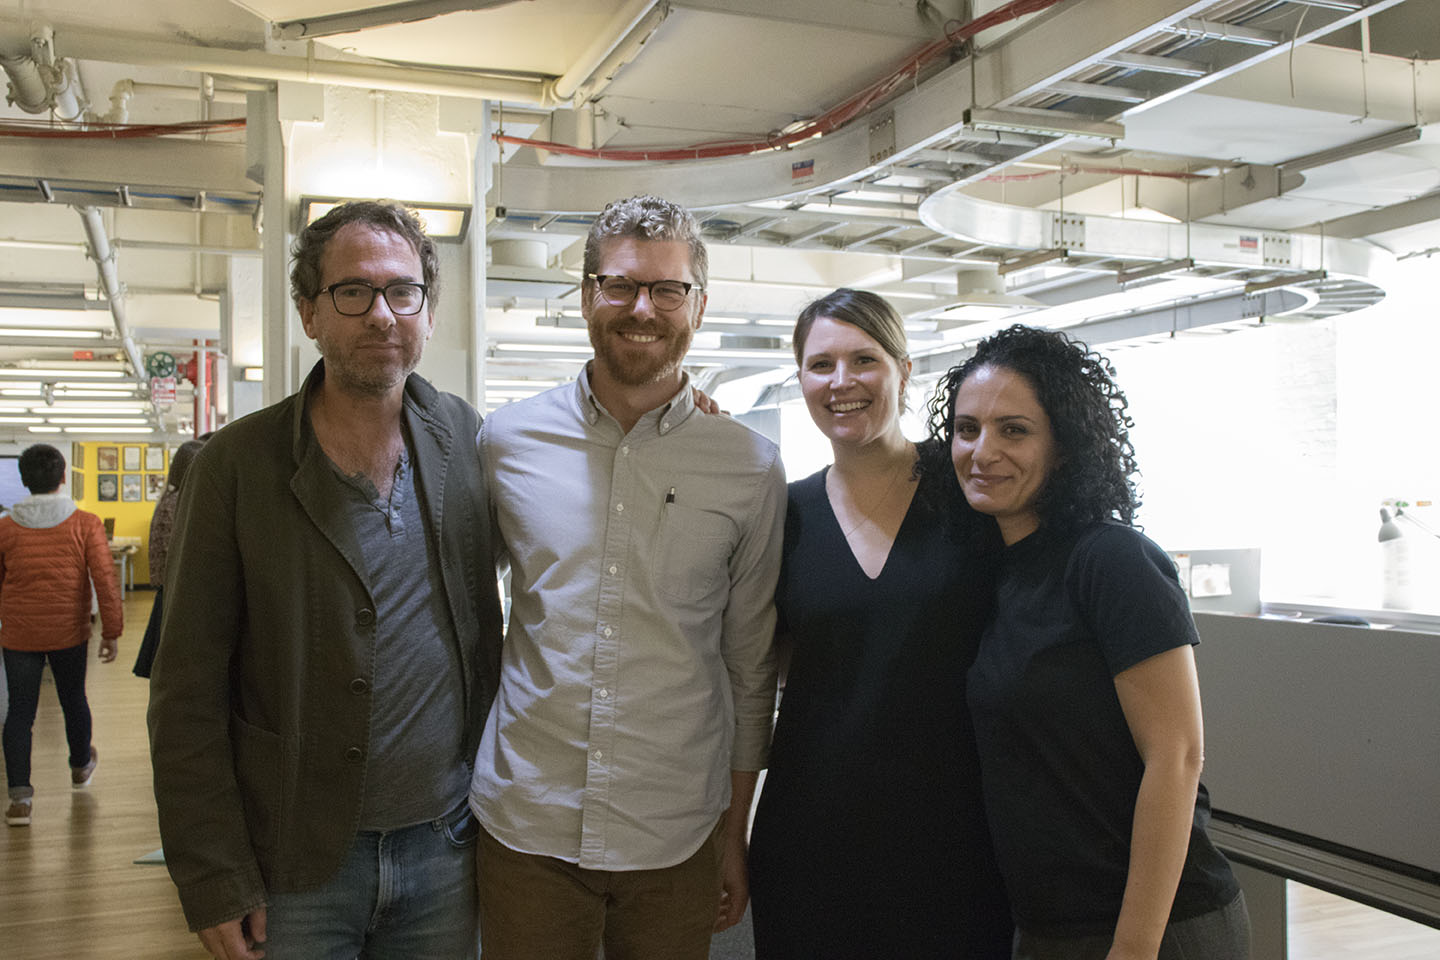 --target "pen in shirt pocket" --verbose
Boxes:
[665,486,676,504]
